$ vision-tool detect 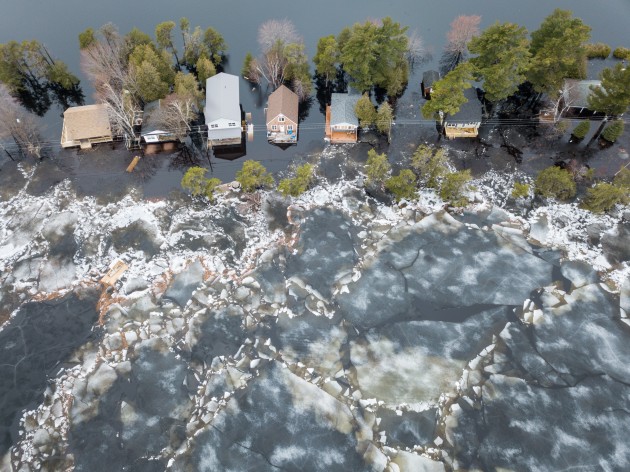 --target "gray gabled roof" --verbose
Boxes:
[330,93,360,126]
[447,87,482,123]
[205,73,241,124]
[422,70,440,87]
[562,79,602,109]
